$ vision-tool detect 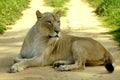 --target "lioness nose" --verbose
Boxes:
[55,30,59,34]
